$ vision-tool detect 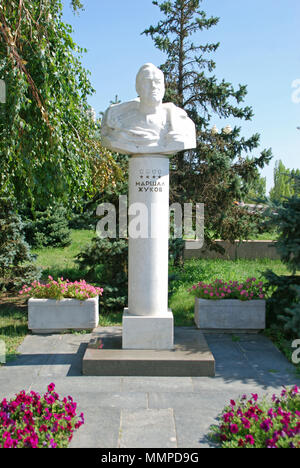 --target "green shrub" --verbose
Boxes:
[75,236,128,312]
[263,174,300,340]
[23,206,71,248]
[0,198,41,291]
[265,271,300,333]
[281,285,300,338]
